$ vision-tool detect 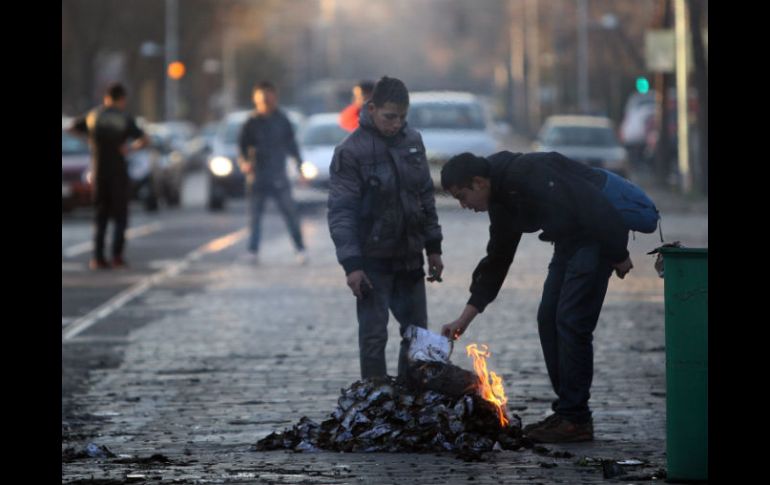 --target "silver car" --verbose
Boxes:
[407,91,500,187]
[292,112,349,189]
[533,115,630,177]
